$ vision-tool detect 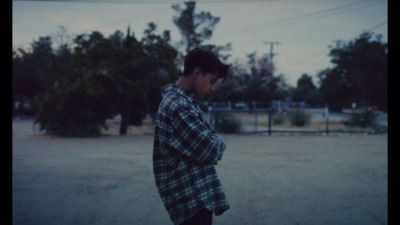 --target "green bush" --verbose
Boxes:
[215,113,242,134]
[370,116,388,134]
[344,105,377,128]
[289,110,310,127]
[32,72,112,137]
[272,114,285,125]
